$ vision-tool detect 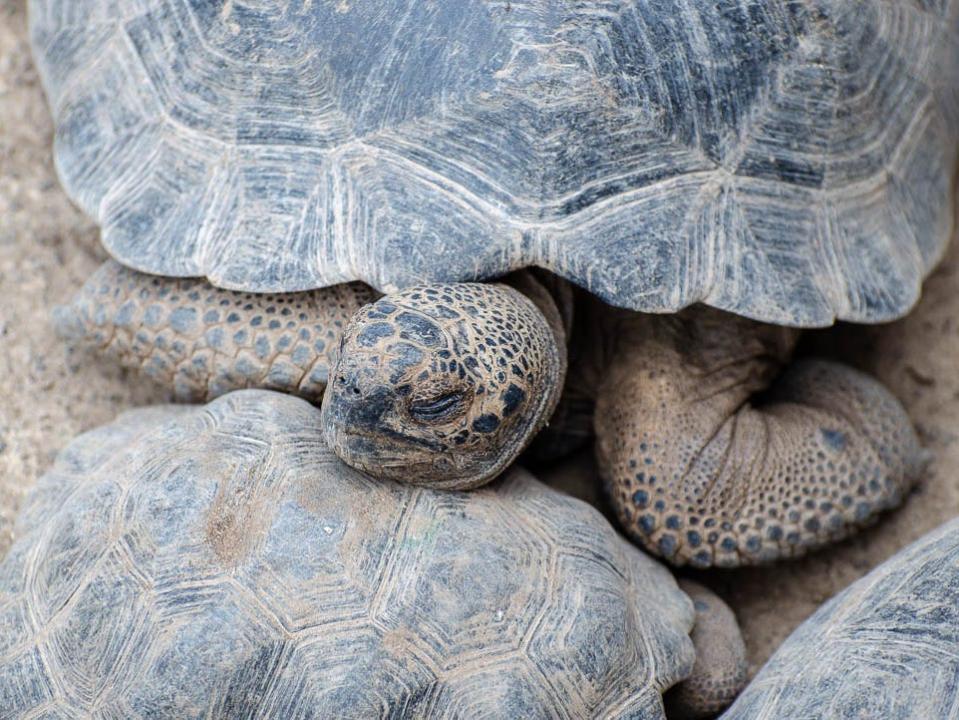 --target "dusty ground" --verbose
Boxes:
[0,1,165,554]
[2,0,958,678]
